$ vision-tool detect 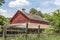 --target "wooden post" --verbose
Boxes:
[3,26,7,40]
[25,23,28,40]
[38,25,40,37]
